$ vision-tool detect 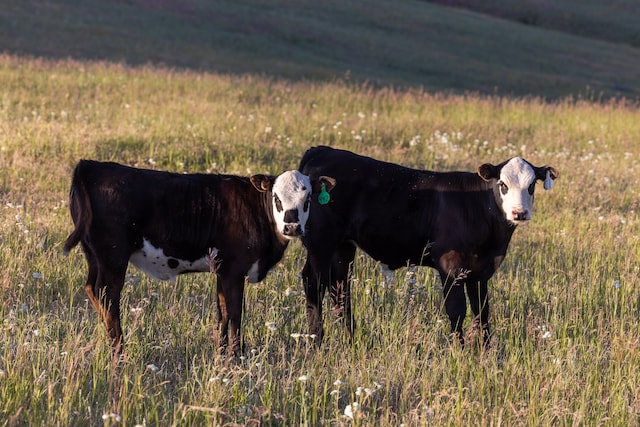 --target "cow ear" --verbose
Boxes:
[312,176,336,193]
[535,166,559,190]
[250,174,275,192]
[535,166,559,181]
[477,163,498,181]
